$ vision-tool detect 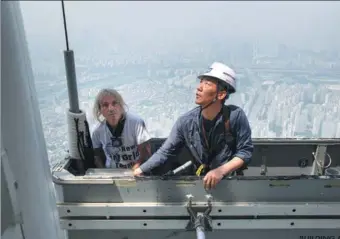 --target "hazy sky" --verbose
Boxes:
[20,1,340,52]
